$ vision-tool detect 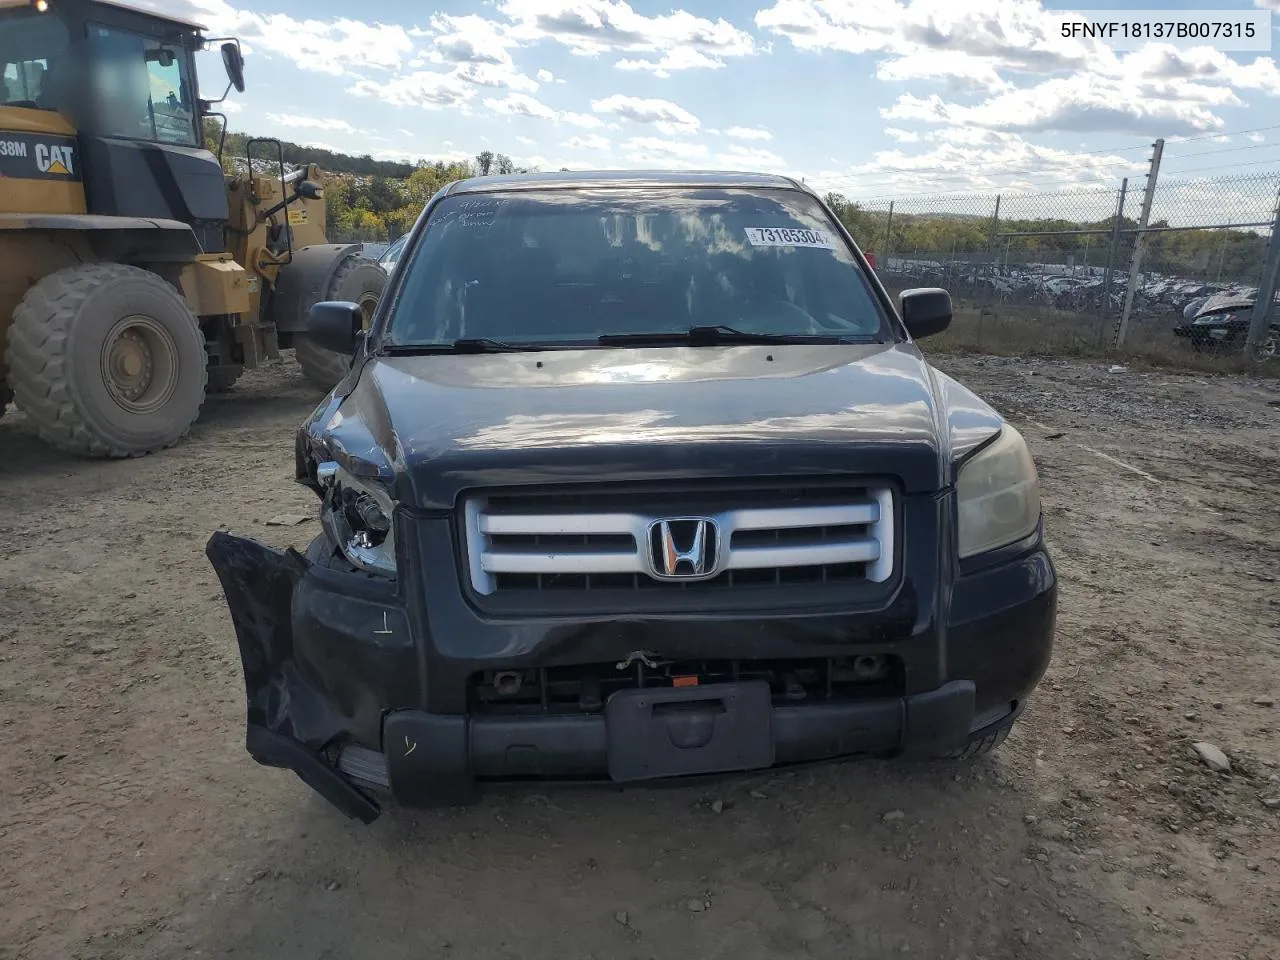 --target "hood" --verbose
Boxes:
[1195,292,1256,319]
[303,343,1005,509]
